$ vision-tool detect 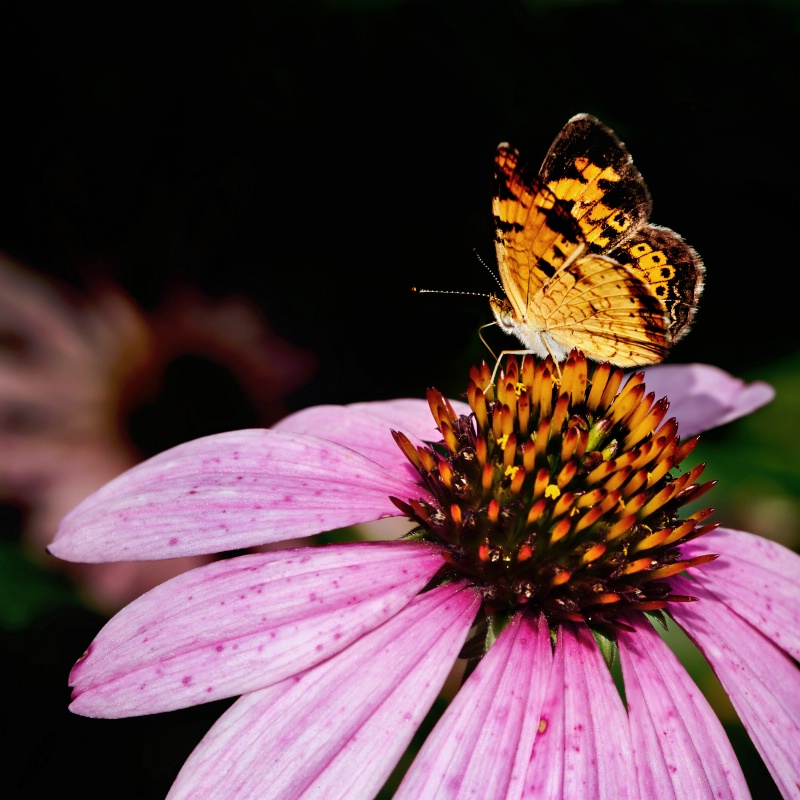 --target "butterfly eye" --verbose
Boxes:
[498,308,517,330]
